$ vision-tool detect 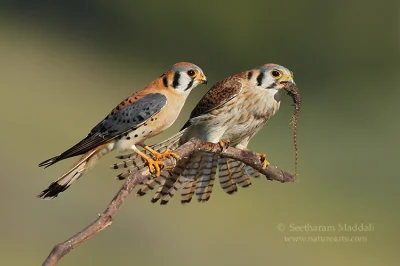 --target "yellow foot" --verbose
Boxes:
[144,146,180,161]
[218,139,231,149]
[133,148,165,176]
[146,158,165,176]
[257,153,270,169]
